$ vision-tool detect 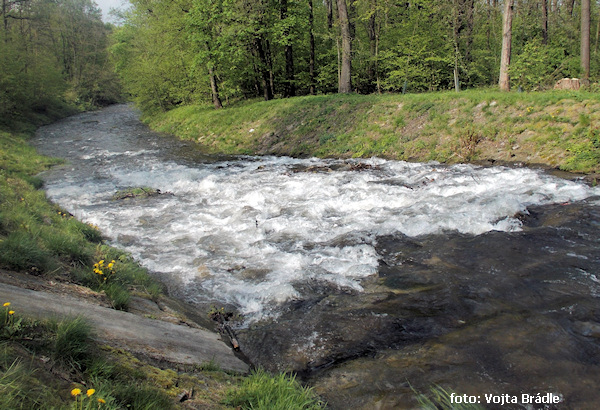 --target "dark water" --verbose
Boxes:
[32,105,600,409]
